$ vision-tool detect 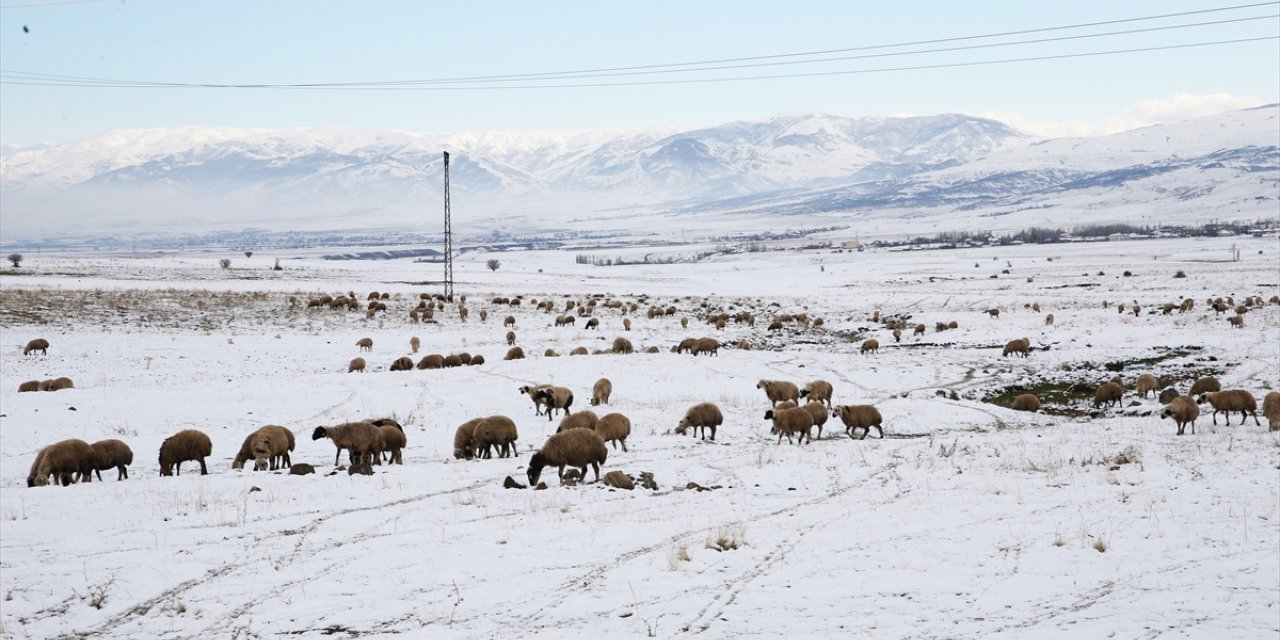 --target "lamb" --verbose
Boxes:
[764,406,814,445]
[505,346,525,360]
[692,337,719,356]
[1092,382,1123,409]
[1135,373,1158,399]
[832,404,884,439]
[417,354,445,369]
[519,384,554,415]
[1189,377,1221,396]
[1161,395,1201,435]
[410,336,421,353]
[535,386,575,421]
[675,402,723,441]
[1002,338,1031,358]
[612,337,635,354]
[23,338,49,356]
[312,421,380,466]
[757,379,800,407]
[87,439,133,481]
[527,428,609,486]
[1262,391,1280,431]
[1197,390,1260,426]
[591,378,613,406]
[861,339,879,355]
[557,409,600,433]
[389,356,414,371]
[801,401,830,438]
[29,439,94,487]
[158,429,213,476]
[452,418,483,459]
[18,380,40,392]
[356,337,373,351]
[348,357,366,373]
[595,413,631,452]
[472,416,518,459]
[799,380,834,408]
[1011,394,1041,412]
